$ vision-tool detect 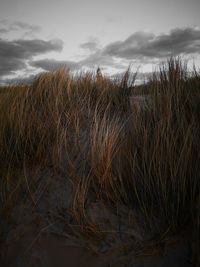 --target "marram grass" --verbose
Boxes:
[0,59,199,263]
